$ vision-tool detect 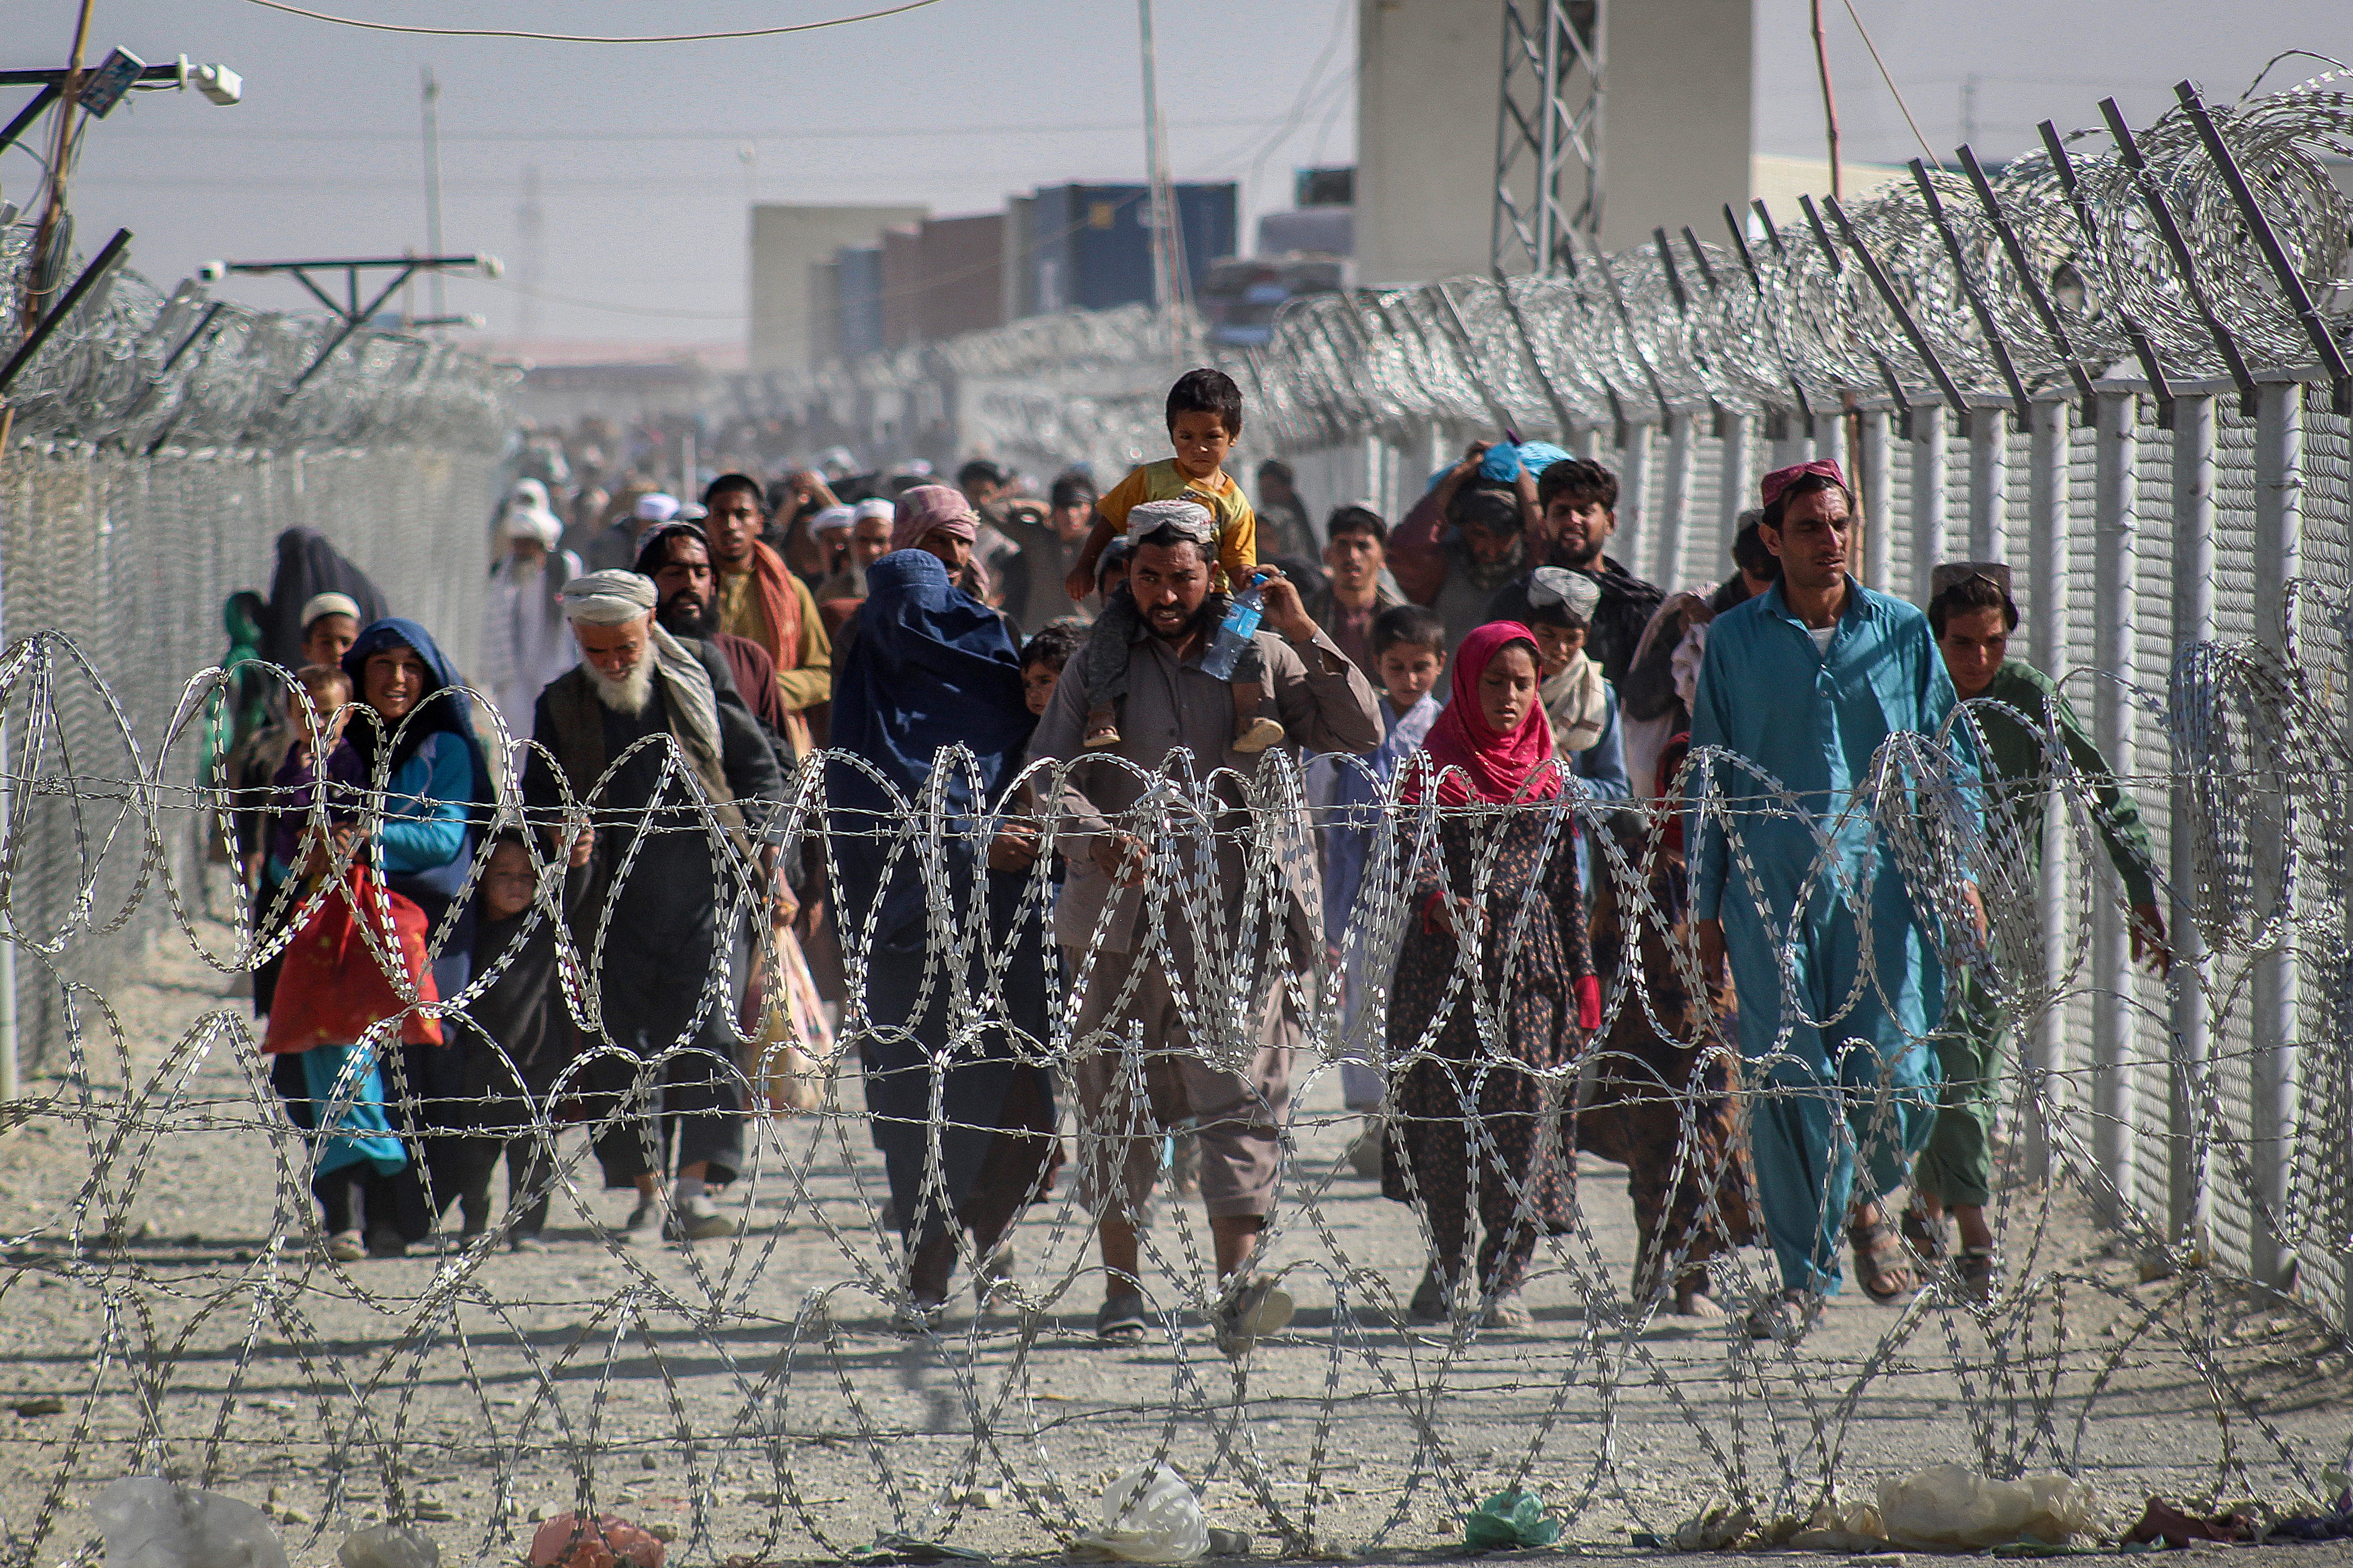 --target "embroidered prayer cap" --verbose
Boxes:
[1758,458,1848,510]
